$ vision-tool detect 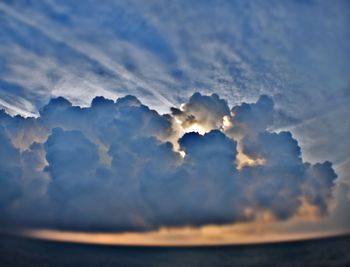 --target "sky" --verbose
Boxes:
[0,0,350,245]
